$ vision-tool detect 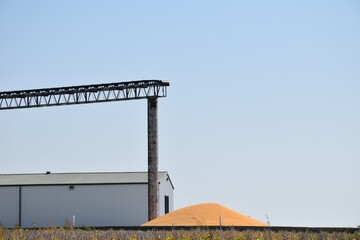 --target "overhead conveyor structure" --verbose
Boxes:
[0,80,169,109]
[0,80,170,221]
